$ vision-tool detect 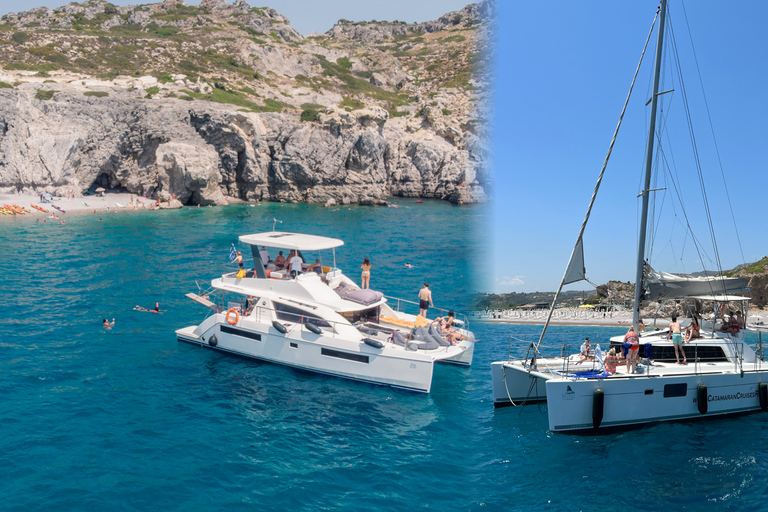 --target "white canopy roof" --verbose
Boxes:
[239,232,344,251]
[688,294,751,302]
